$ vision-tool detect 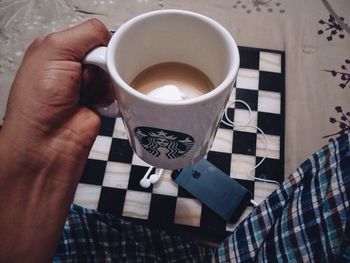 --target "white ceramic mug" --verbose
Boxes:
[84,9,240,169]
